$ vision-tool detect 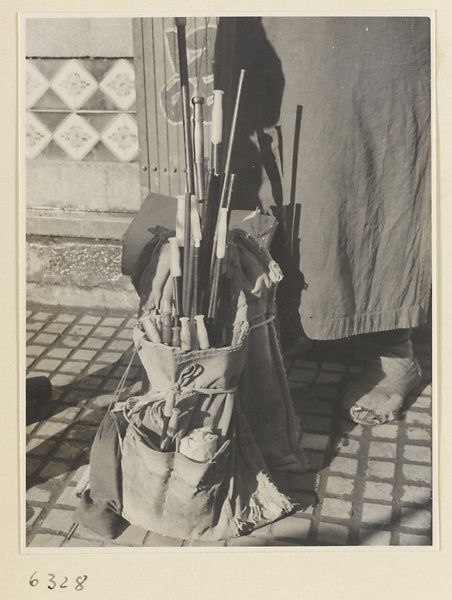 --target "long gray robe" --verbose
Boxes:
[214,16,431,340]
